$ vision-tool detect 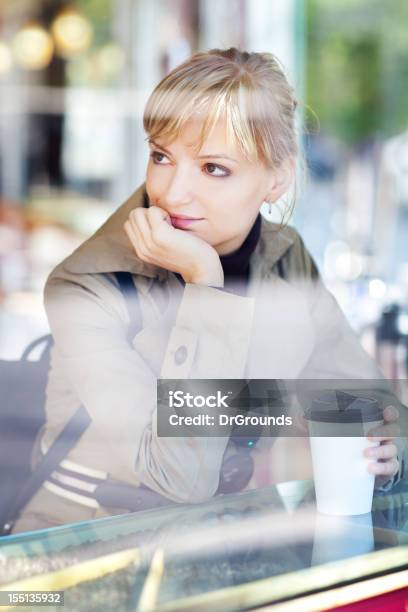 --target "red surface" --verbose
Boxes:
[328,586,408,611]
